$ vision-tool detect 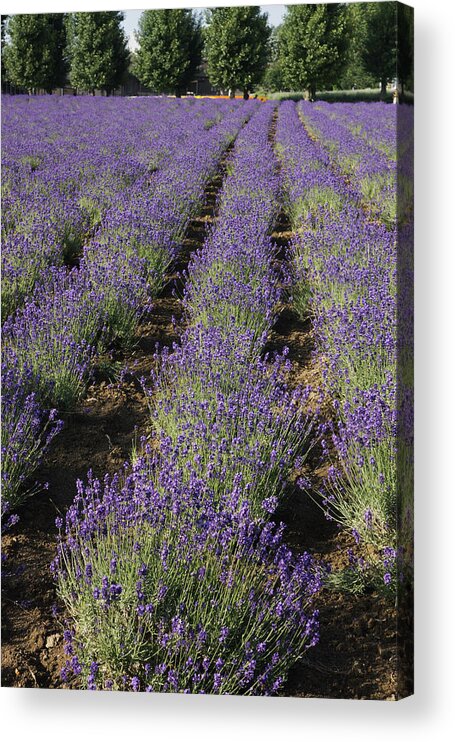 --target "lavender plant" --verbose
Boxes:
[1,357,63,513]
[53,450,322,694]
[2,98,254,502]
[276,100,412,592]
[50,98,323,695]
[2,267,103,410]
[184,103,282,342]
[298,100,403,228]
[147,102,316,522]
[1,95,249,319]
[148,326,313,520]
[80,101,256,346]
